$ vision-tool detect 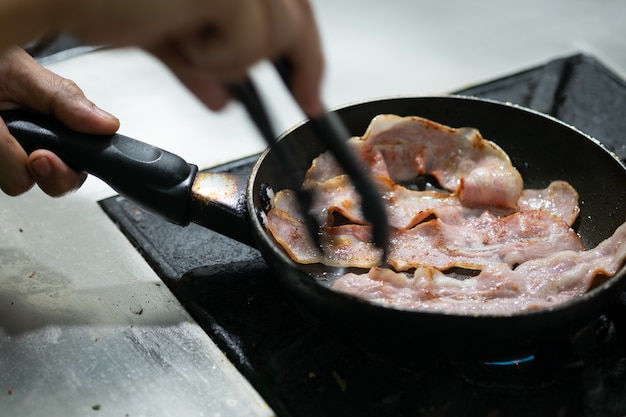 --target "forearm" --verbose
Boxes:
[0,0,204,51]
[52,0,214,47]
[0,0,77,51]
